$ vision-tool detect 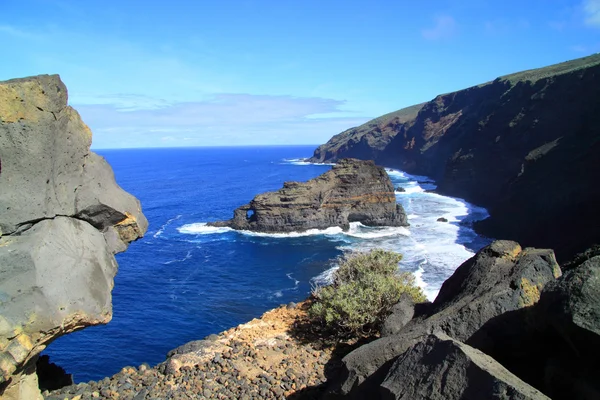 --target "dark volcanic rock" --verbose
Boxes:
[0,75,147,399]
[379,333,549,400]
[332,241,561,398]
[381,293,415,337]
[309,54,600,261]
[533,256,600,398]
[209,158,407,232]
